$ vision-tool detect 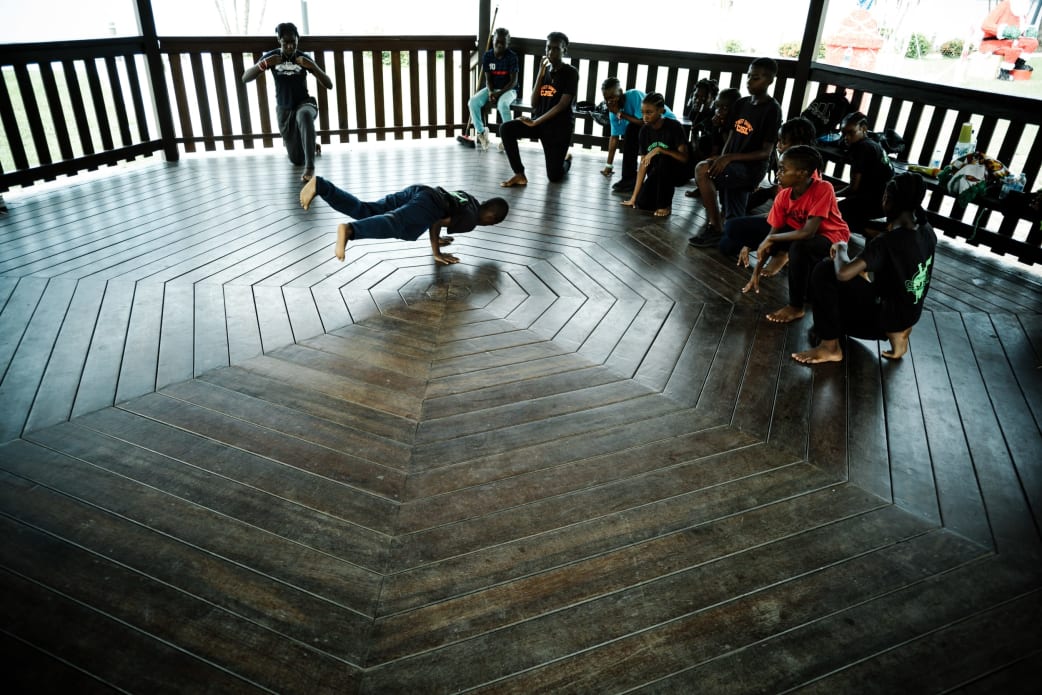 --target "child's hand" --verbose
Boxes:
[620,198,636,207]
[742,270,761,295]
[601,166,614,177]
[737,246,751,268]
[295,55,313,69]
